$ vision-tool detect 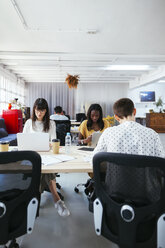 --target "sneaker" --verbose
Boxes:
[54,200,70,217]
